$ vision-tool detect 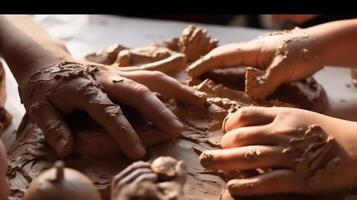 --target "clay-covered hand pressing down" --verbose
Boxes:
[187,28,323,100]
[200,106,357,196]
[0,15,204,159]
